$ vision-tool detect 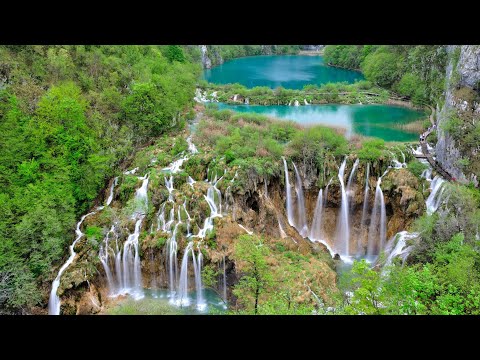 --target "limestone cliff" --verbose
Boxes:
[435,45,480,186]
